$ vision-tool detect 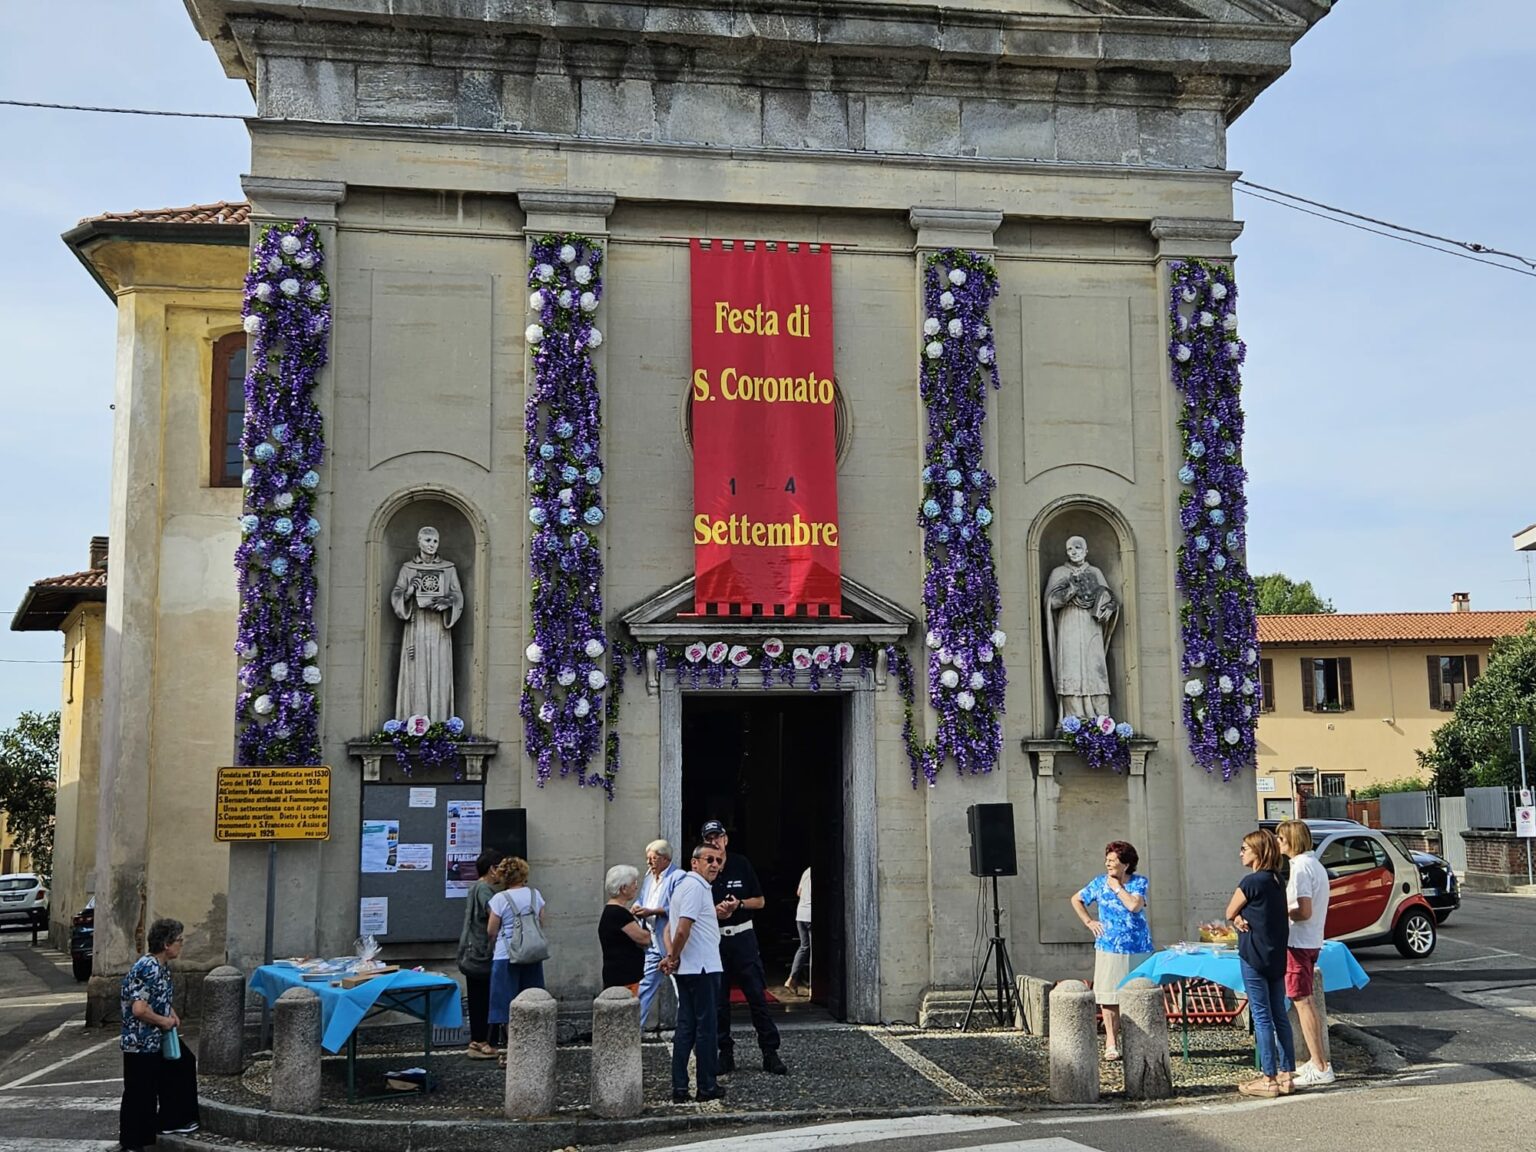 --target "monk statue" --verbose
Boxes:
[1044,535,1118,721]
[391,526,464,720]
